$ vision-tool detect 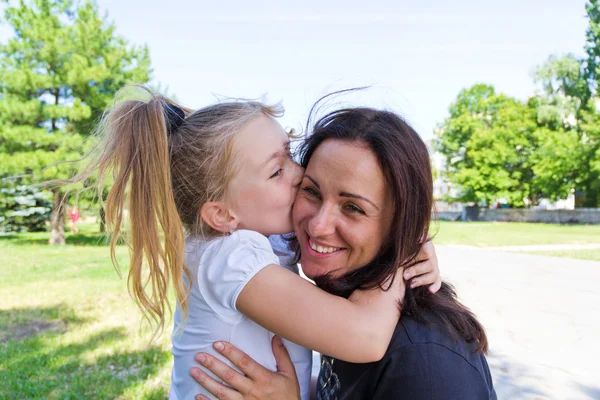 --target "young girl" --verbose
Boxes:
[73,87,440,399]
